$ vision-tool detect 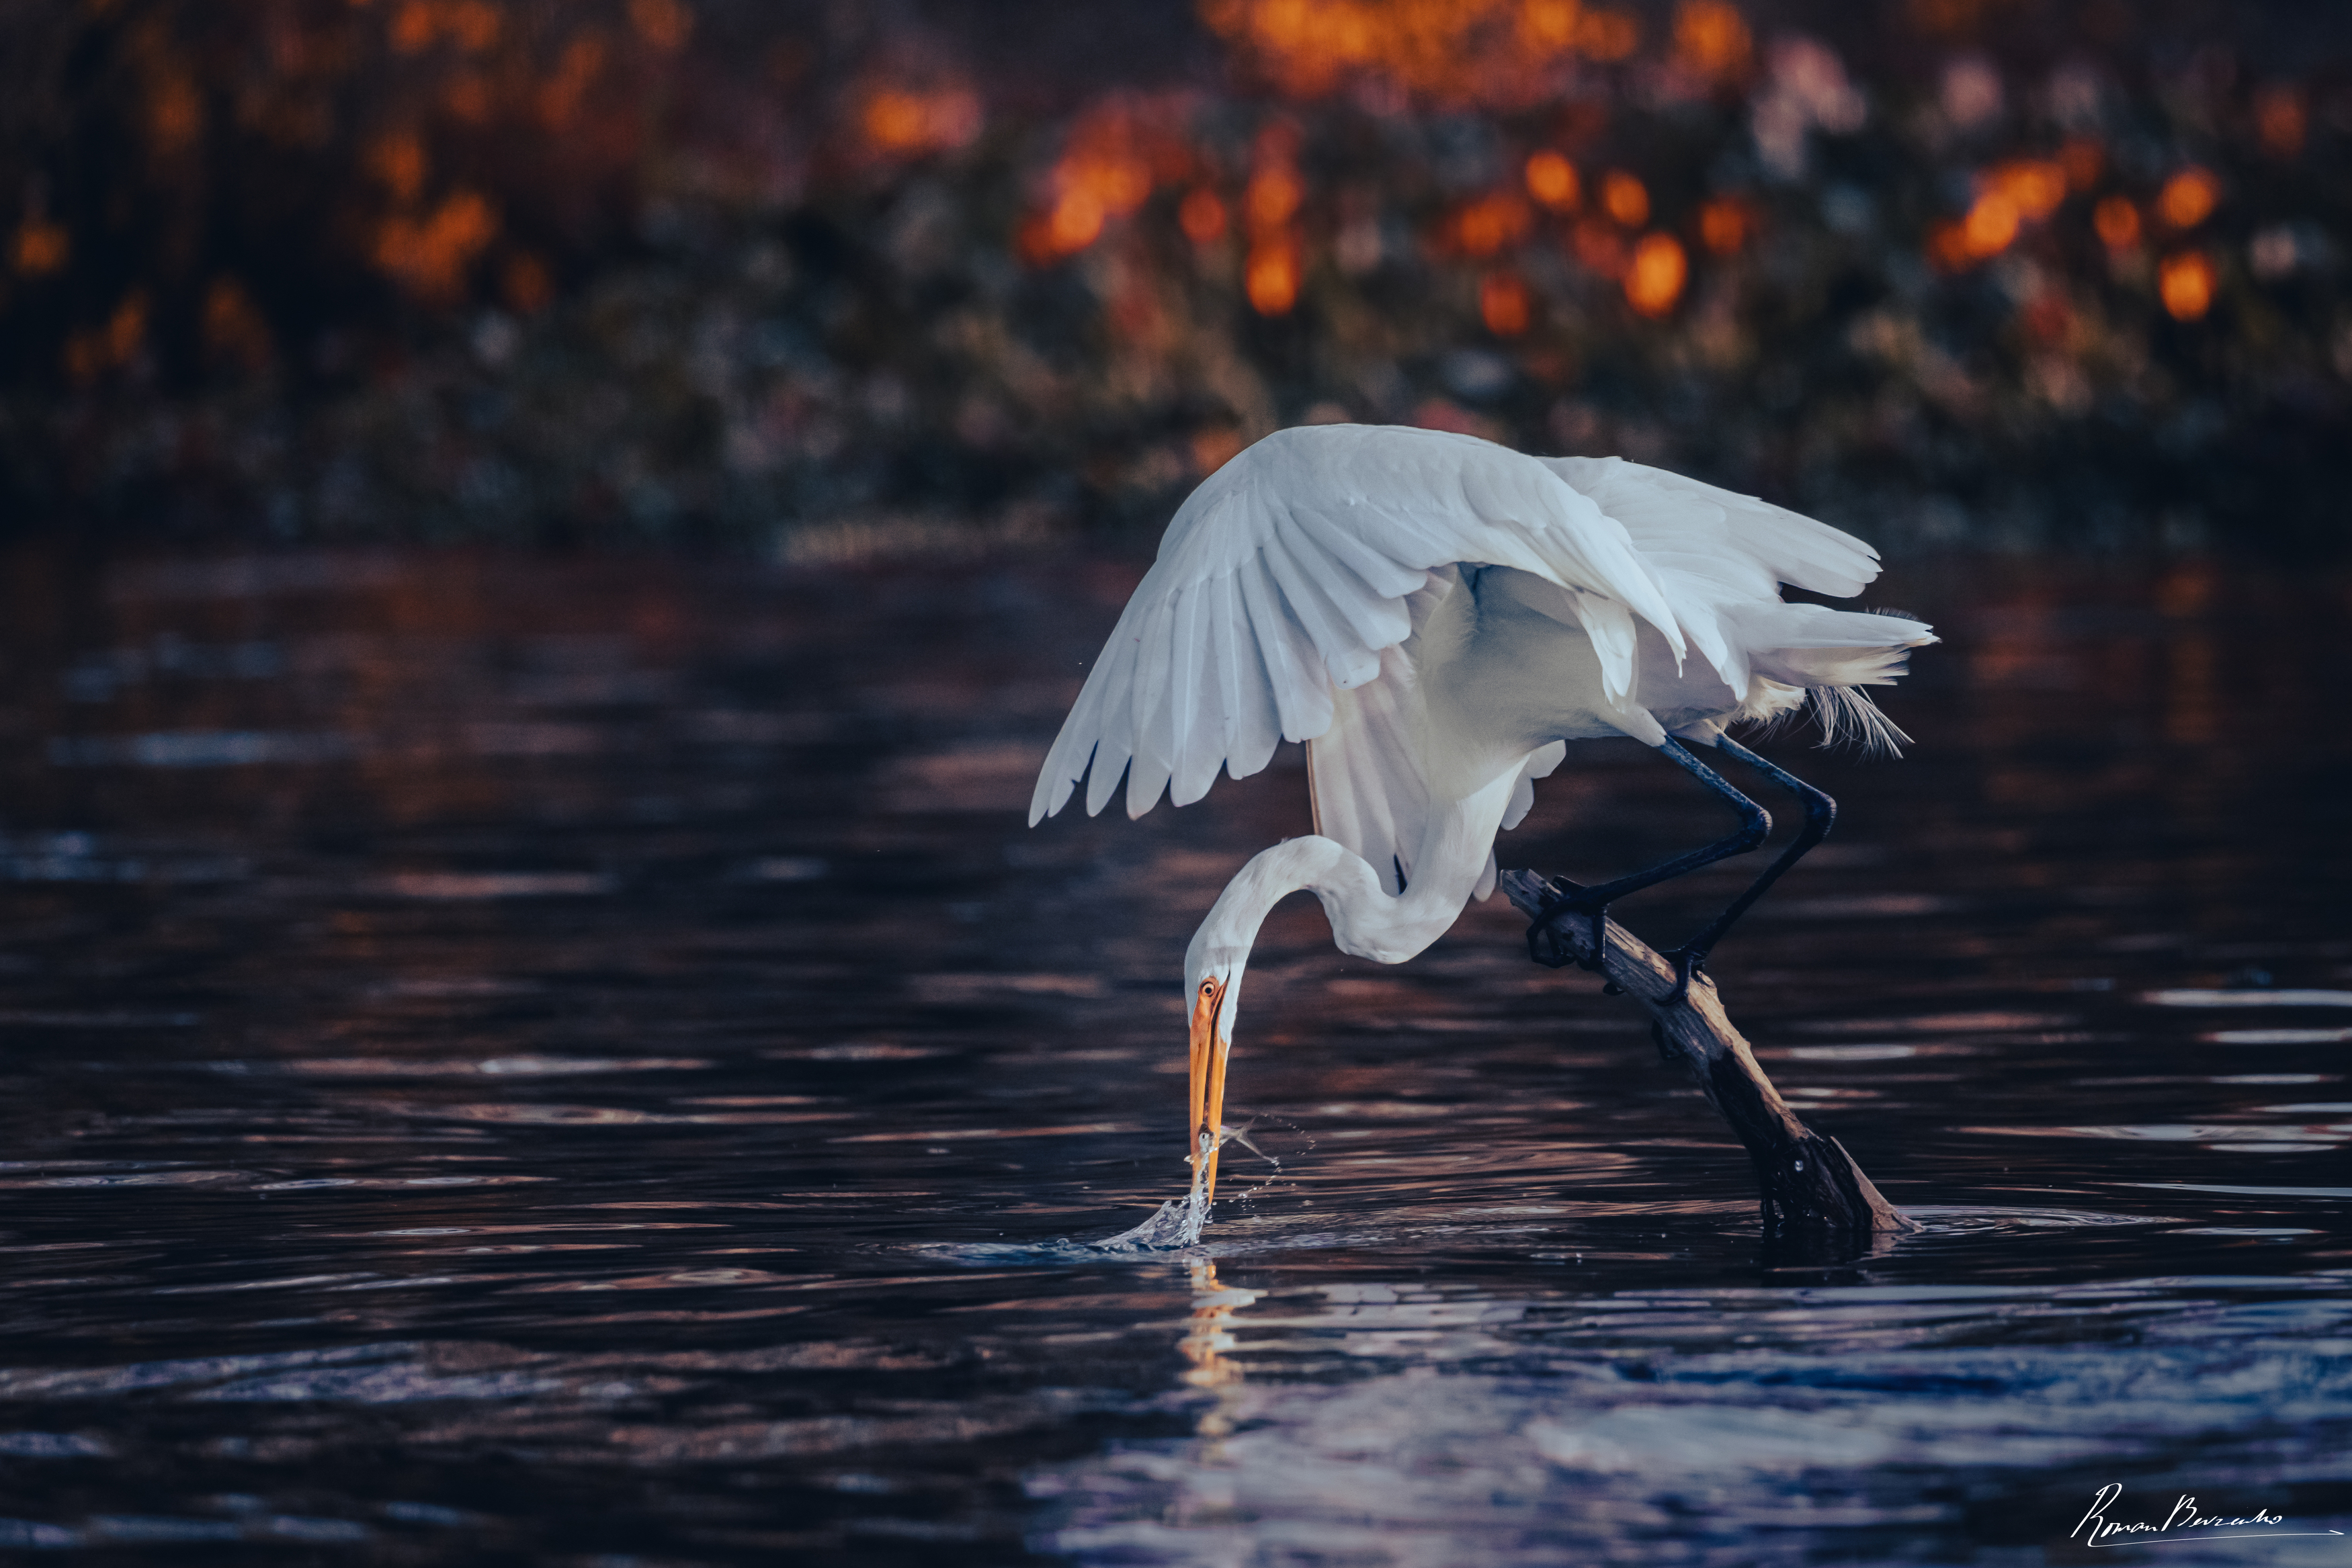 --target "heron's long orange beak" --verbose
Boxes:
[1187,978,1230,1206]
